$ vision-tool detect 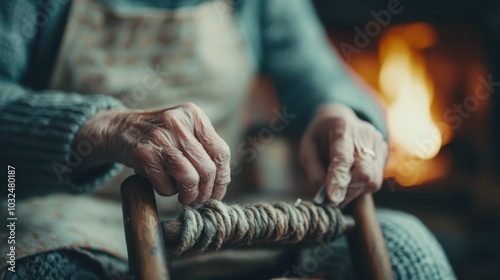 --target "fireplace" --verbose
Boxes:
[328,23,490,190]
